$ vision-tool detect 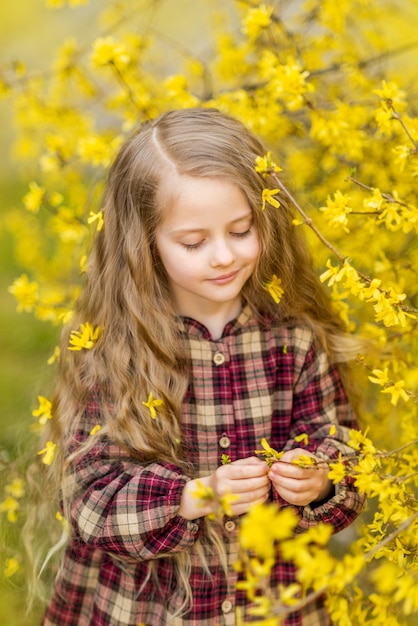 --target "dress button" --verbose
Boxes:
[221,599,233,614]
[224,520,236,532]
[219,435,231,449]
[213,351,225,366]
